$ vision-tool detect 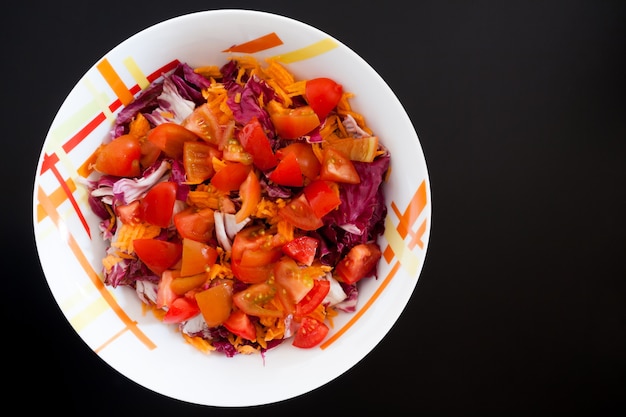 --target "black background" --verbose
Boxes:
[6,1,625,415]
